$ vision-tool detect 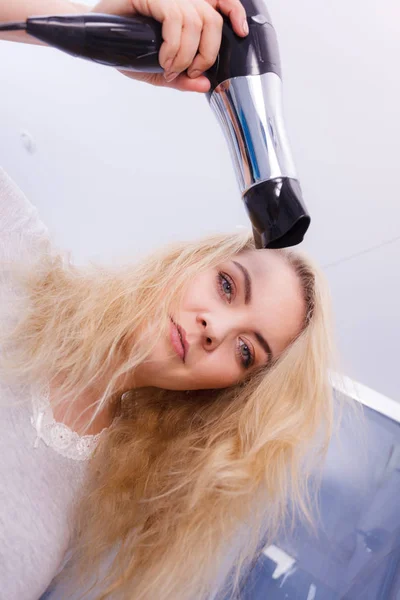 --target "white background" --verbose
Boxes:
[0,0,399,399]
